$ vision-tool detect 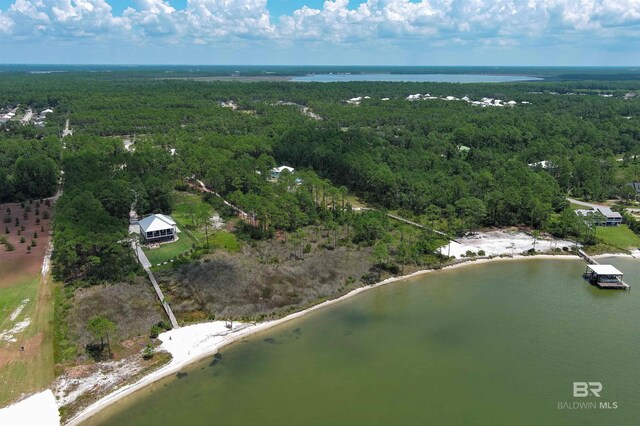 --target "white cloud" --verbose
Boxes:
[0,0,639,50]
[185,0,275,40]
[7,0,129,38]
[123,0,179,38]
[0,11,15,35]
[121,0,275,41]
